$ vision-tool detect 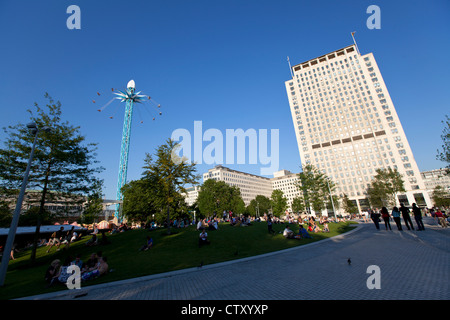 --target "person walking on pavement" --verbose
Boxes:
[391,206,403,230]
[399,203,414,230]
[369,208,381,230]
[412,203,425,231]
[380,207,392,230]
